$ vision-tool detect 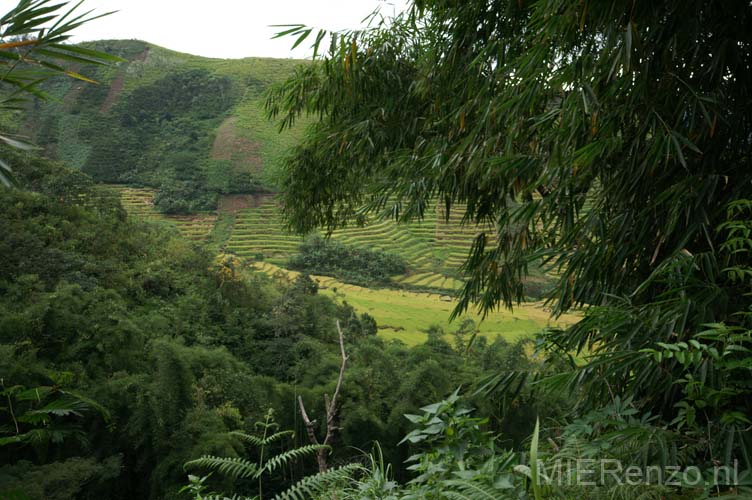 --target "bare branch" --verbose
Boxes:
[296,320,348,473]
[297,395,319,445]
[323,321,348,441]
